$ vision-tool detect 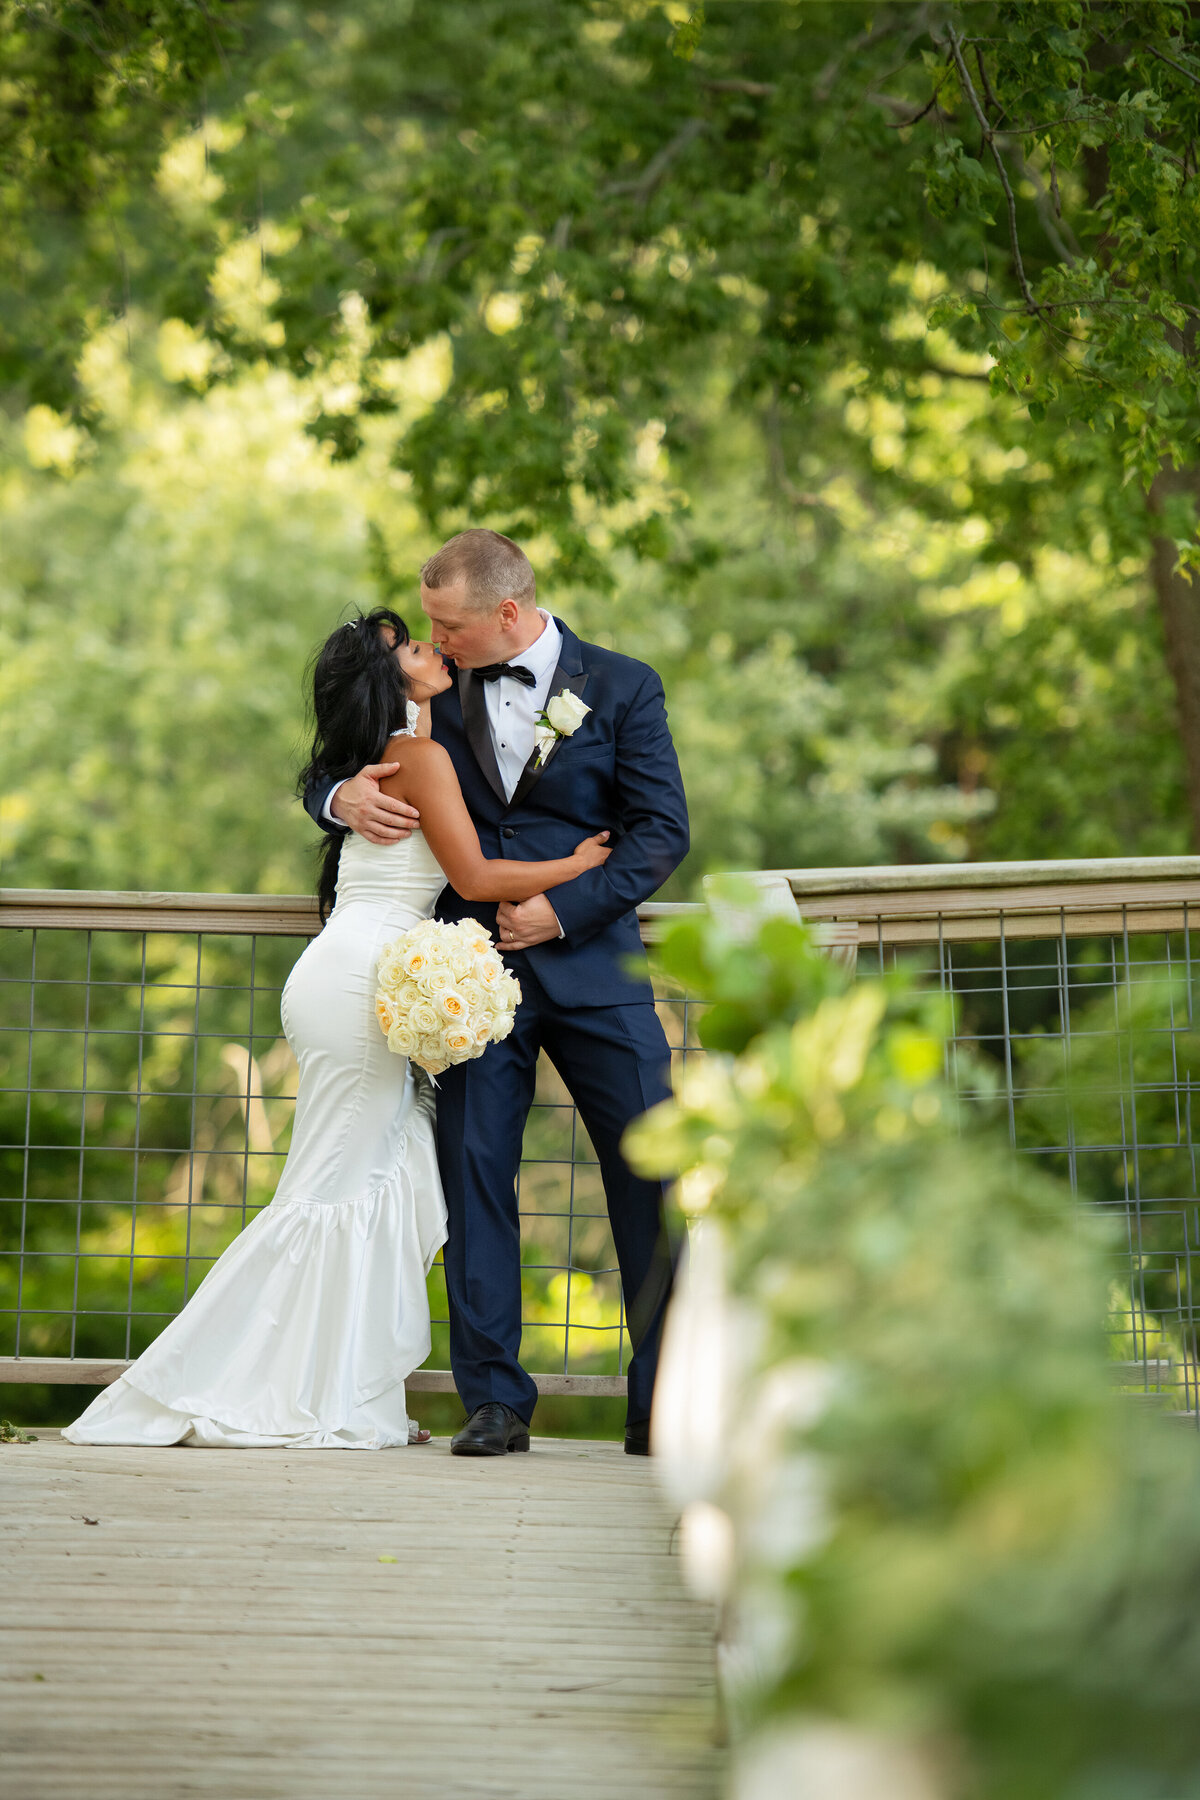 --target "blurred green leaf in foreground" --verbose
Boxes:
[628,892,1200,1800]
